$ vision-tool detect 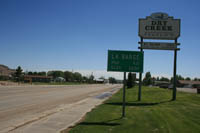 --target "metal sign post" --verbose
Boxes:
[173,39,178,100]
[122,72,126,117]
[138,12,181,101]
[138,38,143,101]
